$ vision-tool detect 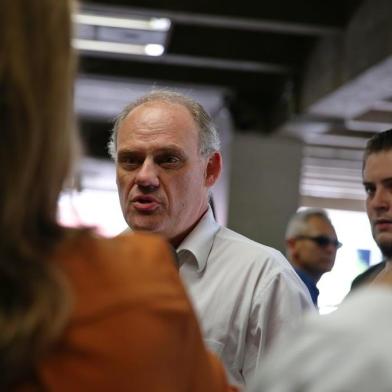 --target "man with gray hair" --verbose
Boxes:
[285,208,342,305]
[108,89,313,386]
